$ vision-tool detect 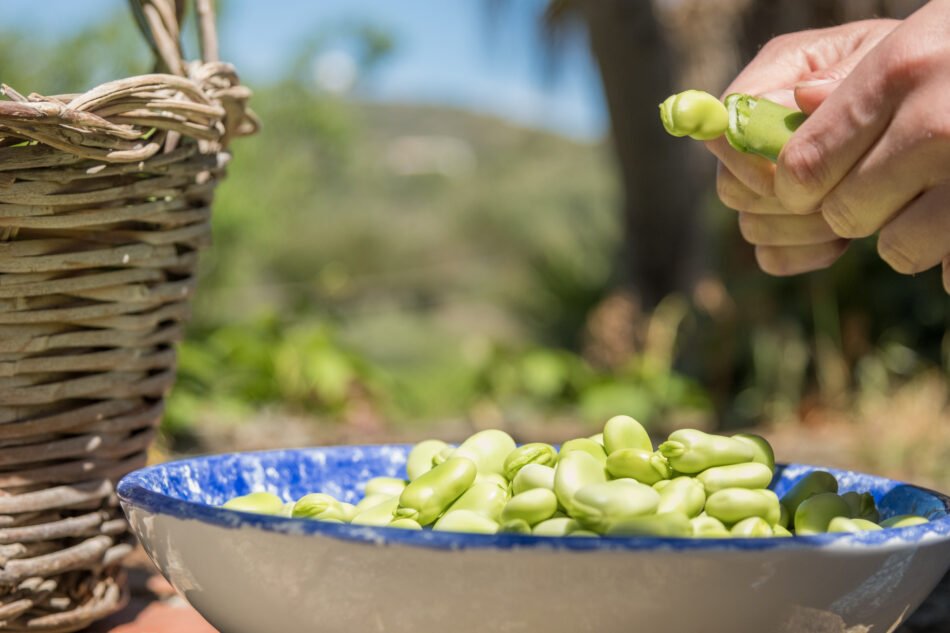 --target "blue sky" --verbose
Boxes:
[5,0,607,139]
